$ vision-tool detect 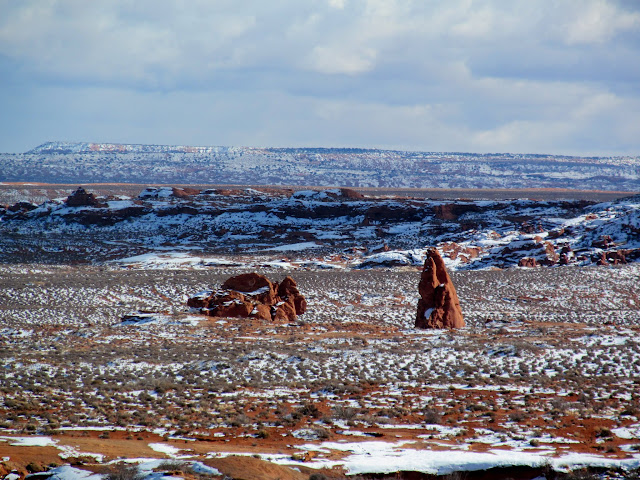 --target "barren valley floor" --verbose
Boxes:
[0,183,636,205]
[1,263,640,479]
